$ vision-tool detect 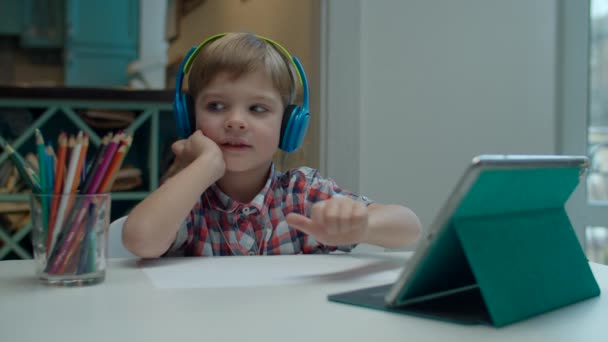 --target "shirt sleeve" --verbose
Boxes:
[297,167,373,253]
